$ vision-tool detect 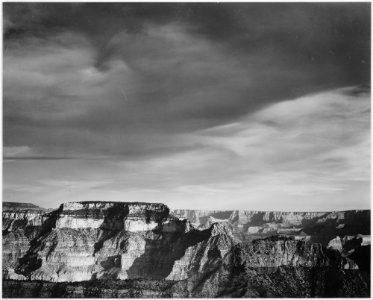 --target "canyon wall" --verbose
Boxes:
[172,209,371,245]
[3,201,235,283]
[2,201,370,297]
